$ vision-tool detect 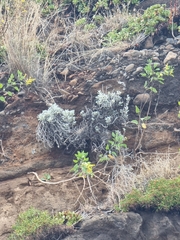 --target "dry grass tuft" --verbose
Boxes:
[136,151,180,189]
[2,1,41,79]
[94,151,180,208]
